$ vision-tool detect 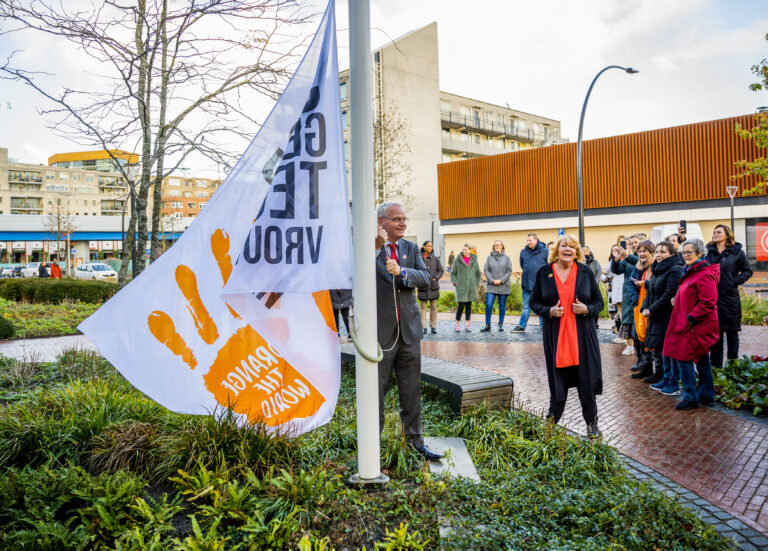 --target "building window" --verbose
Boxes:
[168,190,180,197]
[46,172,54,180]
[195,191,207,198]
[86,174,94,182]
[73,174,81,181]
[199,202,207,209]
[440,100,450,113]
[460,131,468,143]
[184,180,193,187]
[196,180,207,188]
[168,178,180,186]
[171,201,183,208]
[342,110,348,130]
[339,81,347,100]
[187,202,196,209]
[183,191,192,197]
[442,128,450,139]
[58,172,69,180]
